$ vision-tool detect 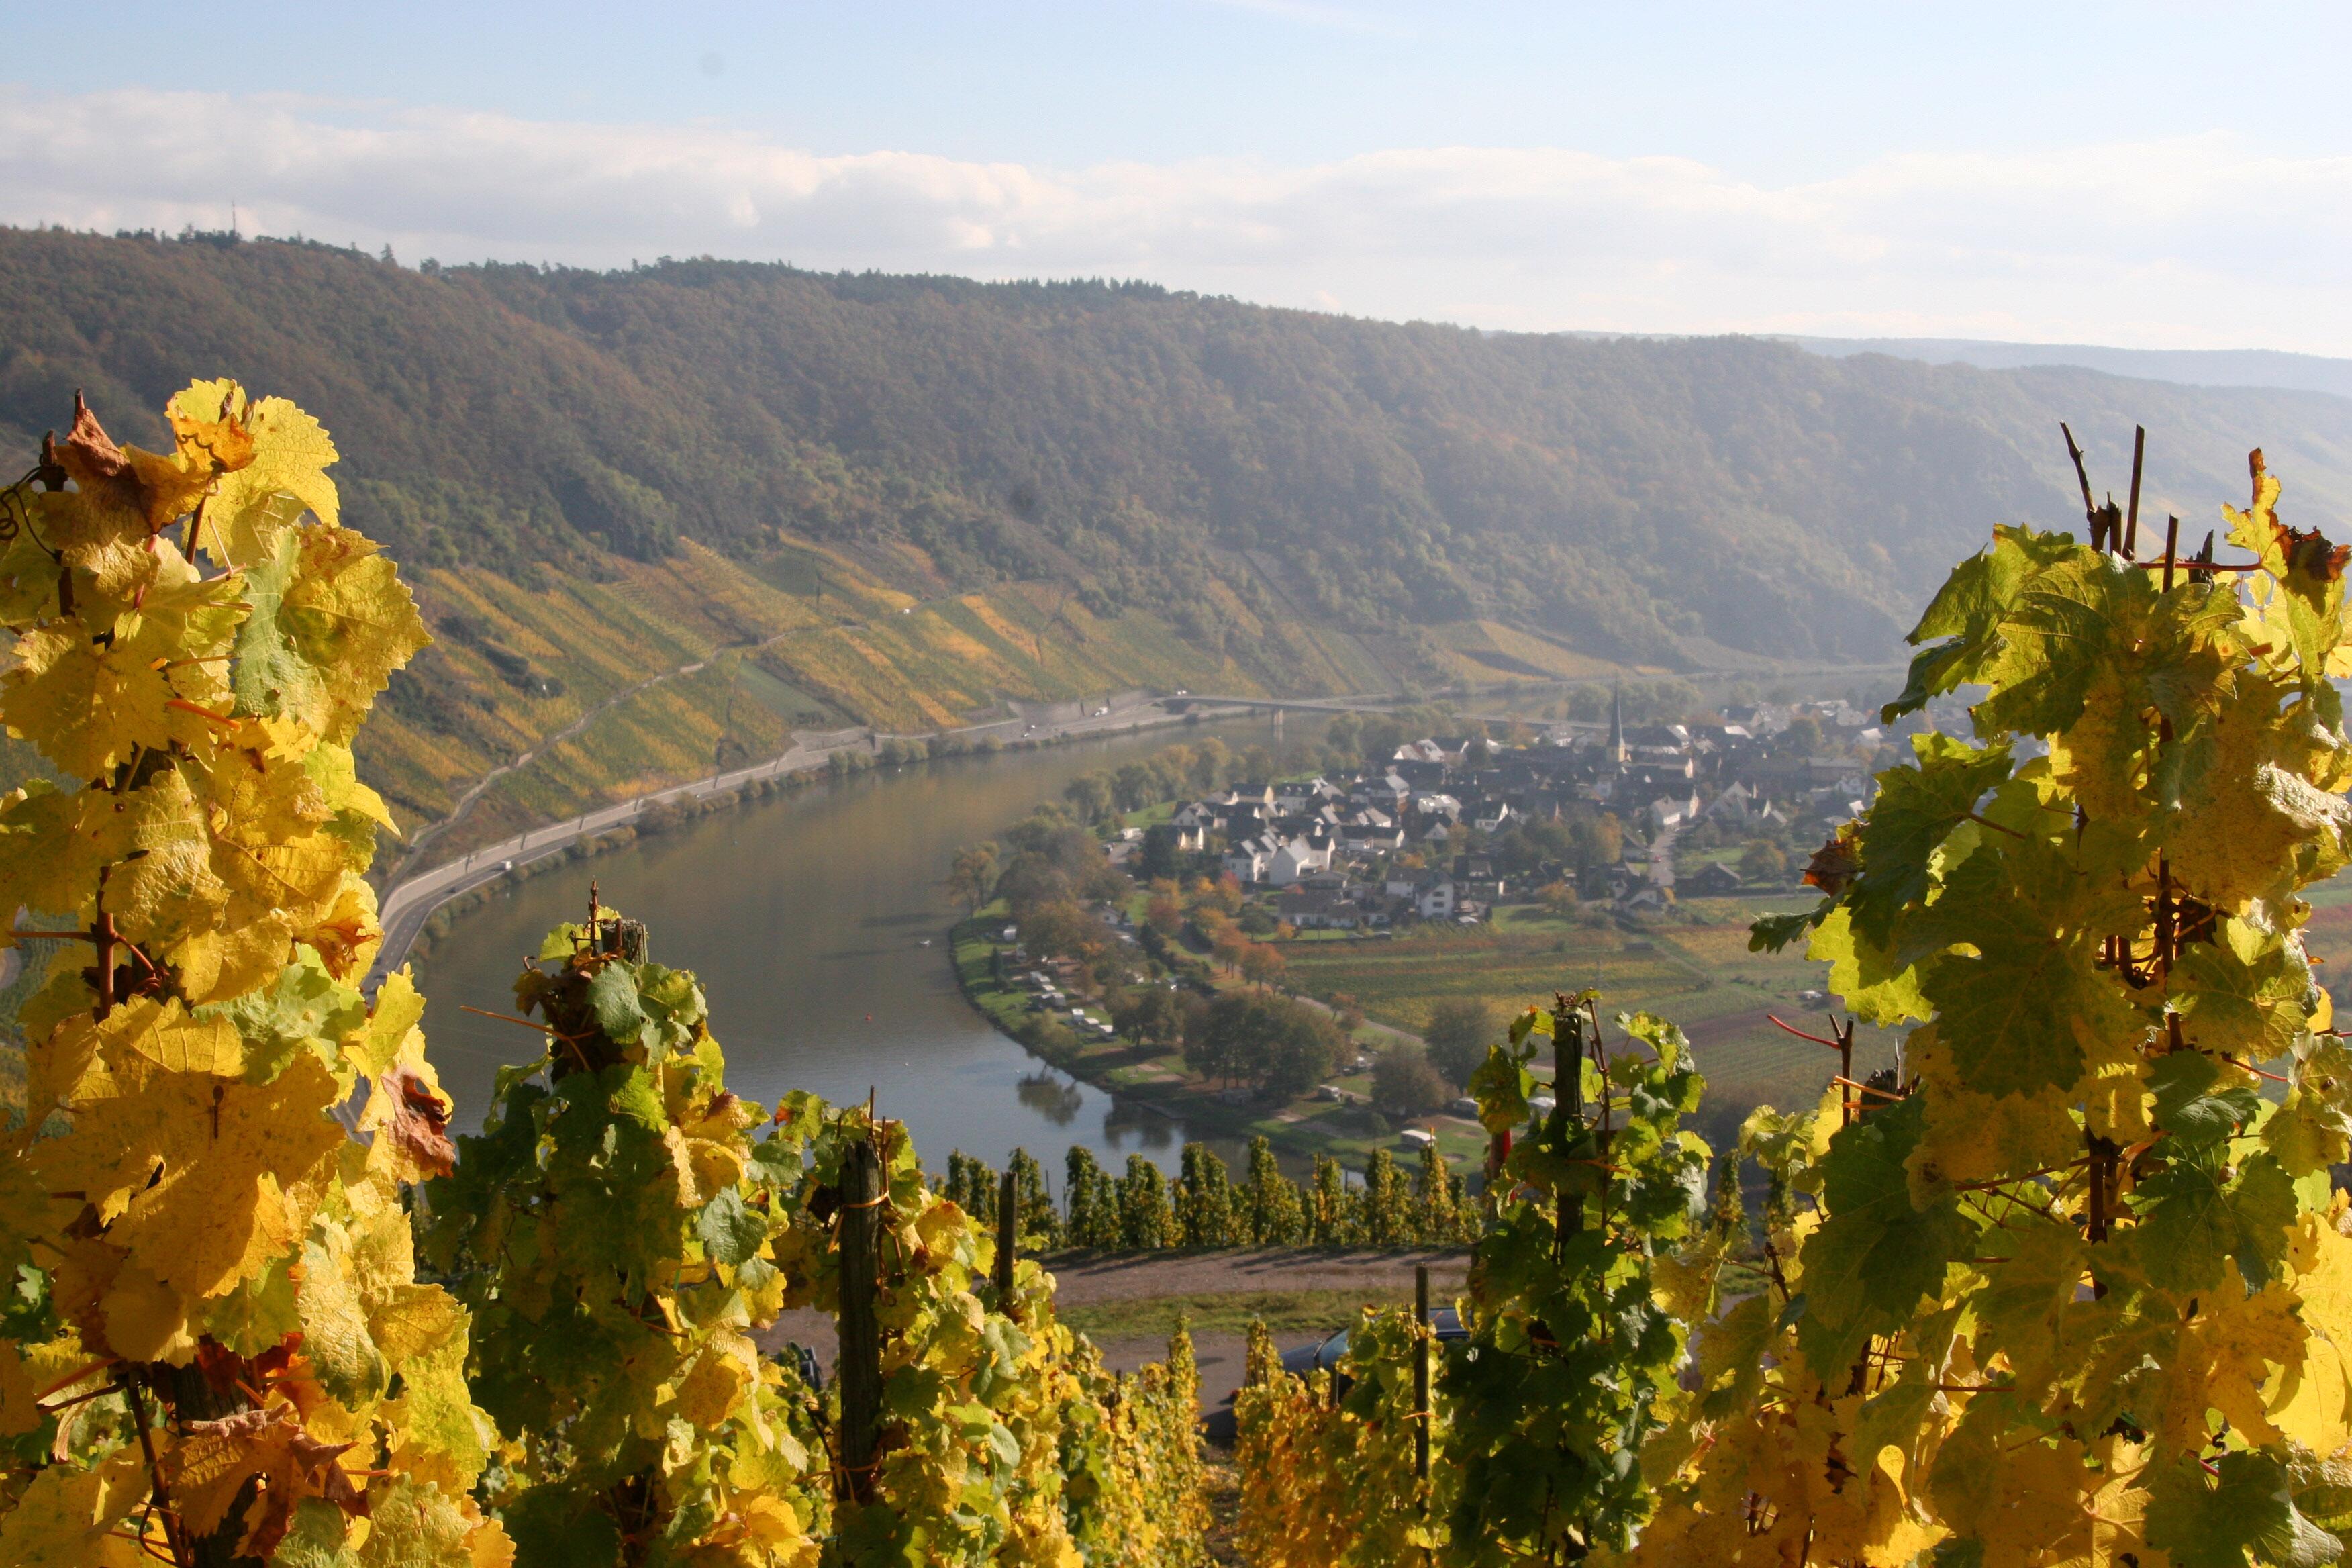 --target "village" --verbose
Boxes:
[949,685,1950,1175]
[1118,687,1941,929]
